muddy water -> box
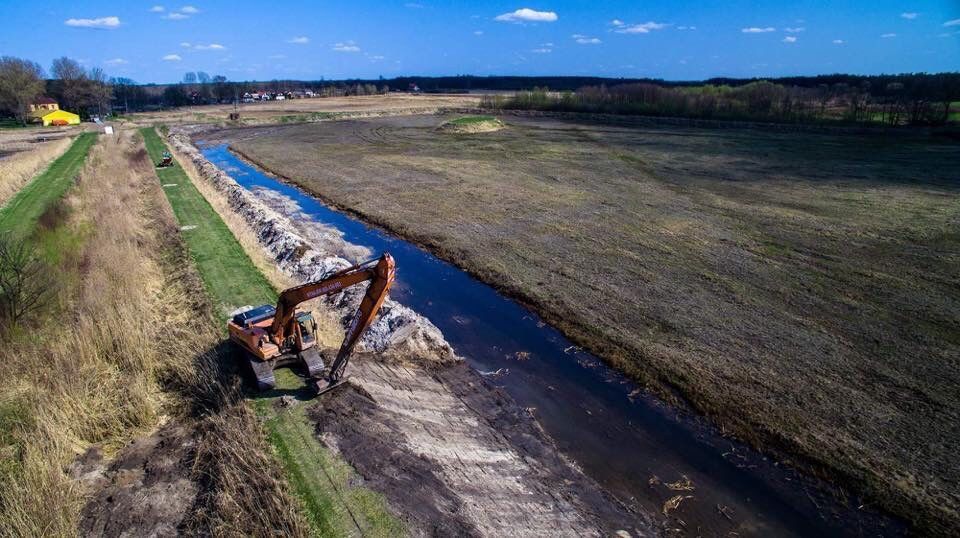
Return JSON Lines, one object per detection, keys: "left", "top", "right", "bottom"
{"left": 202, "top": 145, "right": 902, "bottom": 537}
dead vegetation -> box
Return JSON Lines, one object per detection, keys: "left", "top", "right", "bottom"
{"left": 0, "top": 134, "right": 73, "bottom": 207}
{"left": 219, "top": 114, "right": 960, "bottom": 535}
{"left": 0, "top": 130, "right": 307, "bottom": 536}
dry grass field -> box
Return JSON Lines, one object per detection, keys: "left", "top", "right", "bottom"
{"left": 0, "top": 131, "right": 307, "bottom": 536}
{"left": 126, "top": 93, "right": 480, "bottom": 126}
{"left": 218, "top": 114, "right": 960, "bottom": 534}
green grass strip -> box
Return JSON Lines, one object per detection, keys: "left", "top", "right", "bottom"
{"left": 140, "top": 127, "right": 276, "bottom": 313}
{"left": 0, "top": 132, "right": 96, "bottom": 239}
{"left": 449, "top": 115, "right": 496, "bottom": 125}
{"left": 142, "top": 127, "right": 403, "bottom": 537}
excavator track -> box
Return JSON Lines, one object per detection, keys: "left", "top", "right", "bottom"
{"left": 299, "top": 347, "right": 325, "bottom": 378}
{"left": 245, "top": 353, "right": 277, "bottom": 391}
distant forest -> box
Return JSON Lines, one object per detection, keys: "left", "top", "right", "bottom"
{"left": 0, "top": 53, "right": 957, "bottom": 126}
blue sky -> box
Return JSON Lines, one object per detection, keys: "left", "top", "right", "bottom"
{"left": 1, "top": 1, "right": 957, "bottom": 83}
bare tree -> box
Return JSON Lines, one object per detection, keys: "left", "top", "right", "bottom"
{"left": 51, "top": 57, "right": 88, "bottom": 111}
{"left": 0, "top": 234, "right": 55, "bottom": 330}
{"left": 87, "top": 67, "right": 112, "bottom": 117}
{"left": 0, "top": 56, "right": 45, "bottom": 125}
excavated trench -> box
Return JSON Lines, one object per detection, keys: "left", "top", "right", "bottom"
{"left": 173, "top": 128, "right": 904, "bottom": 537}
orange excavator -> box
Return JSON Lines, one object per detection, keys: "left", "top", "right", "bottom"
{"left": 228, "top": 253, "right": 396, "bottom": 394}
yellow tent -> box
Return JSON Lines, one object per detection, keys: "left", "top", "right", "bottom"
{"left": 37, "top": 109, "right": 80, "bottom": 126}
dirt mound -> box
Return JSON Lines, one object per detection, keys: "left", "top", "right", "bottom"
{"left": 439, "top": 116, "right": 505, "bottom": 134}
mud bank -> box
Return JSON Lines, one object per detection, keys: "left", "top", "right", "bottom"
{"left": 168, "top": 127, "right": 654, "bottom": 535}
{"left": 169, "top": 128, "right": 455, "bottom": 364}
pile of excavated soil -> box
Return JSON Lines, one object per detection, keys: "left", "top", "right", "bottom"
{"left": 169, "top": 128, "right": 457, "bottom": 366}
{"left": 439, "top": 117, "right": 505, "bottom": 134}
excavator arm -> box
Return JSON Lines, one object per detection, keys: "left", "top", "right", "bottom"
{"left": 271, "top": 253, "right": 396, "bottom": 389}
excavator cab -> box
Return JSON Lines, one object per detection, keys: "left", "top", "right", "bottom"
{"left": 228, "top": 253, "right": 396, "bottom": 394}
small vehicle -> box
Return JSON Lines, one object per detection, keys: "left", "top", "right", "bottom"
{"left": 156, "top": 151, "right": 174, "bottom": 168}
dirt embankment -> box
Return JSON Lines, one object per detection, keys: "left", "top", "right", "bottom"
{"left": 168, "top": 127, "right": 657, "bottom": 535}
{"left": 170, "top": 128, "right": 456, "bottom": 364}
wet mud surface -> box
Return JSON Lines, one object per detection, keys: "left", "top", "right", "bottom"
{"left": 311, "top": 356, "right": 654, "bottom": 536}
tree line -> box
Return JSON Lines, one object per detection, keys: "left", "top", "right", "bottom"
{"left": 479, "top": 74, "right": 960, "bottom": 126}
{"left": 1, "top": 54, "right": 957, "bottom": 126}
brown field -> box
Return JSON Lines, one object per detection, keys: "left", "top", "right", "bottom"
{"left": 126, "top": 93, "right": 481, "bottom": 126}
{"left": 214, "top": 114, "right": 960, "bottom": 534}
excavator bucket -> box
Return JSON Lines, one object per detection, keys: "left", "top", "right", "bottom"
{"left": 311, "top": 376, "right": 350, "bottom": 396}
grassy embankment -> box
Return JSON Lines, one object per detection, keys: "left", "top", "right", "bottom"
{"left": 0, "top": 132, "right": 95, "bottom": 236}
{"left": 141, "top": 127, "right": 403, "bottom": 537}
{"left": 228, "top": 115, "right": 960, "bottom": 535}
{"left": 0, "top": 130, "right": 311, "bottom": 536}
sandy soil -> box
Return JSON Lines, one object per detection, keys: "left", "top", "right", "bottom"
{"left": 210, "top": 114, "right": 960, "bottom": 534}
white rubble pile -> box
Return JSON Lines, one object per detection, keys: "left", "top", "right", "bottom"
{"left": 168, "top": 130, "right": 458, "bottom": 364}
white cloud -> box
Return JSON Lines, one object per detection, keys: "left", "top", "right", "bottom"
{"left": 782, "top": 36, "right": 797, "bottom": 43}
{"left": 614, "top": 21, "right": 668, "bottom": 34}
{"left": 180, "top": 6, "right": 199, "bottom": 14}
{"left": 149, "top": 5, "right": 165, "bottom": 12}
{"left": 881, "top": 33, "right": 896, "bottom": 38}
{"left": 944, "top": 19, "right": 960, "bottom": 27}
{"left": 368, "top": 54, "right": 385, "bottom": 60}
{"left": 742, "top": 27, "right": 775, "bottom": 33}
{"left": 610, "top": 19, "right": 624, "bottom": 27}
{"left": 104, "top": 58, "right": 128, "bottom": 65}
{"left": 332, "top": 41, "right": 361, "bottom": 52}
{"left": 495, "top": 8, "right": 558, "bottom": 23}
{"left": 572, "top": 34, "right": 601, "bottom": 44}
{"left": 194, "top": 43, "right": 226, "bottom": 50}
{"left": 64, "top": 16, "right": 120, "bottom": 29}
{"left": 676, "top": 25, "right": 697, "bottom": 31}
{"left": 474, "top": 30, "right": 484, "bottom": 35}
{"left": 531, "top": 47, "right": 551, "bottom": 53}
{"left": 162, "top": 54, "right": 182, "bottom": 61}
{"left": 180, "top": 42, "right": 192, "bottom": 47}
{"left": 832, "top": 39, "right": 844, "bottom": 44}
{"left": 785, "top": 27, "right": 805, "bottom": 33}
{"left": 900, "top": 12, "right": 918, "bottom": 20}
{"left": 287, "top": 36, "right": 310, "bottom": 44}
{"left": 163, "top": 12, "right": 188, "bottom": 20}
